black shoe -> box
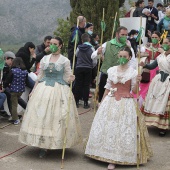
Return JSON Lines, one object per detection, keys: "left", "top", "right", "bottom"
{"left": 84, "top": 101, "right": 90, "bottom": 109}
{"left": 76, "top": 101, "right": 79, "bottom": 108}
{"left": 91, "top": 82, "right": 96, "bottom": 89}
{"left": 159, "top": 130, "right": 166, "bottom": 137}
{"left": 39, "top": 149, "right": 47, "bottom": 158}
{"left": 18, "top": 115, "right": 22, "bottom": 120}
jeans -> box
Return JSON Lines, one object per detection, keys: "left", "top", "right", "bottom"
{"left": 0, "top": 93, "right": 6, "bottom": 109}
{"left": 27, "top": 76, "right": 35, "bottom": 90}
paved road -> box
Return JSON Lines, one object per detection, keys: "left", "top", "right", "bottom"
{"left": 0, "top": 102, "right": 170, "bottom": 170}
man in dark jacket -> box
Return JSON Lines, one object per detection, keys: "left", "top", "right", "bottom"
{"left": 144, "top": 0, "right": 159, "bottom": 32}
{"left": 68, "top": 16, "right": 86, "bottom": 67}
{"left": 35, "top": 35, "right": 52, "bottom": 73}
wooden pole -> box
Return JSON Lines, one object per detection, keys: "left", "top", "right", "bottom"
{"left": 94, "top": 8, "right": 105, "bottom": 115}
{"left": 136, "top": 16, "right": 142, "bottom": 170}
{"left": 61, "top": 18, "right": 79, "bottom": 169}
{"left": 111, "top": 12, "right": 117, "bottom": 39}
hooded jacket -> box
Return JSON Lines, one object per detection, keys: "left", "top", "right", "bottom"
{"left": 76, "top": 43, "right": 94, "bottom": 69}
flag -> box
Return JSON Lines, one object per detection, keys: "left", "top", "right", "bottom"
{"left": 71, "top": 27, "right": 79, "bottom": 44}
{"left": 101, "top": 20, "right": 106, "bottom": 32}
{"left": 136, "top": 27, "right": 144, "bottom": 42}
{"left": 0, "top": 48, "right": 5, "bottom": 70}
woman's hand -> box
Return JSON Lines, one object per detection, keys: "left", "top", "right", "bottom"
{"left": 32, "top": 53, "right": 36, "bottom": 59}
{"left": 136, "top": 74, "right": 142, "bottom": 83}
{"left": 158, "top": 48, "right": 164, "bottom": 54}
{"left": 139, "top": 61, "right": 145, "bottom": 67}
{"left": 69, "top": 75, "right": 75, "bottom": 82}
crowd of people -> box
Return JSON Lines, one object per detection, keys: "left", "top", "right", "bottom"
{"left": 0, "top": 0, "right": 170, "bottom": 169}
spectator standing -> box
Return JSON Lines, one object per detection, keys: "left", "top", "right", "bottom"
{"left": 68, "top": 16, "right": 86, "bottom": 66}
{"left": 133, "top": 0, "right": 145, "bottom": 17}
{"left": 144, "top": 0, "right": 159, "bottom": 33}
{"left": 157, "top": 9, "right": 170, "bottom": 37}
{"left": 128, "top": 29, "right": 139, "bottom": 56}
{"left": 156, "top": 3, "right": 165, "bottom": 24}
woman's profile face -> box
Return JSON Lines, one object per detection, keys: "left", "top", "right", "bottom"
{"left": 29, "top": 47, "right": 35, "bottom": 55}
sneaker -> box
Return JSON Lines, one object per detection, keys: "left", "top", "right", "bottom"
{"left": 9, "top": 115, "right": 22, "bottom": 122}
{"left": 159, "top": 130, "right": 166, "bottom": 137}
{"left": 13, "top": 119, "right": 20, "bottom": 125}
{"left": 0, "top": 111, "right": 10, "bottom": 118}
{"left": 76, "top": 101, "right": 79, "bottom": 108}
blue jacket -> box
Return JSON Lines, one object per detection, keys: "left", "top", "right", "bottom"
{"left": 157, "top": 17, "right": 170, "bottom": 32}
{"left": 3, "top": 67, "right": 28, "bottom": 93}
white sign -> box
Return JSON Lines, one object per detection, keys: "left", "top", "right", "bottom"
{"left": 119, "top": 17, "right": 147, "bottom": 44}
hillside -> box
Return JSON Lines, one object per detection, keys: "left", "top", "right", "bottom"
{"left": 0, "top": 0, "right": 71, "bottom": 44}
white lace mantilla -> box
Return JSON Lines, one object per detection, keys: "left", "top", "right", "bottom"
{"left": 105, "top": 66, "right": 137, "bottom": 90}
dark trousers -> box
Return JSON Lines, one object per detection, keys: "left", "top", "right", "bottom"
{"left": 99, "top": 73, "right": 108, "bottom": 102}
{"left": 74, "top": 67, "right": 92, "bottom": 102}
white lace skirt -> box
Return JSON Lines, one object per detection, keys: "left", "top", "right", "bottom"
{"left": 19, "top": 81, "right": 82, "bottom": 149}
{"left": 85, "top": 96, "right": 152, "bottom": 165}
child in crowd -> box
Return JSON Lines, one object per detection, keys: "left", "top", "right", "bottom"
{"left": 74, "top": 33, "right": 96, "bottom": 109}
{"left": 85, "top": 47, "right": 152, "bottom": 170}
{"left": 1, "top": 51, "right": 27, "bottom": 117}
{"left": 3, "top": 58, "right": 28, "bottom": 125}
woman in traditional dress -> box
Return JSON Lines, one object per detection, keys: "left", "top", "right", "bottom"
{"left": 141, "top": 38, "right": 170, "bottom": 136}
{"left": 85, "top": 47, "right": 153, "bottom": 170}
{"left": 139, "top": 31, "right": 161, "bottom": 105}
{"left": 19, "top": 37, "right": 82, "bottom": 158}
